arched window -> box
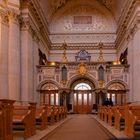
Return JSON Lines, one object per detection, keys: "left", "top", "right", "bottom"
{"left": 98, "top": 65, "right": 104, "bottom": 81}
{"left": 62, "top": 65, "right": 67, "bottom": 81}
{"left": 74, "top": 83, "right": 91, "bottom": 90}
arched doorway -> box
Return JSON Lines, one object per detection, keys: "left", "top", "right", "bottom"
{"left": 71, "top": 79, "right": 95, "bottom": 114}
{"left": 39, "top": 82, "right": 59, "bottom": 106}
{"left": 106, "top": 82, "right": 127, "bottom": 105}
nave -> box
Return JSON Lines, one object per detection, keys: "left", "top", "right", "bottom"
{"left": 45, "top": 115, "right": 115, "bottom": 140}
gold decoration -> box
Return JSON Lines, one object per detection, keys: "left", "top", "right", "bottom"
{"left": 62, "top": 42, "right": 68, "bottom": 63}
{"left": 78, "top": 62, "right": 87, "bottom": 76}
{"left": 97, "top": 42, "right": 104, "bottom": 62}
{"left": 98, "top": 80, "right": 104, "bottom": 88}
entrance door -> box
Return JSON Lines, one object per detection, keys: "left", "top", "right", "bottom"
{"left": 73, "top": 83, "right": 93, "bottom": 113}
{"left": 74, "top": 91, "right": 92, "bottom": 113}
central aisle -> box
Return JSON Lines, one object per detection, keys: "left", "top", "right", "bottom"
{"left": 45, "top": 115, "right": 115, "bottom": 140}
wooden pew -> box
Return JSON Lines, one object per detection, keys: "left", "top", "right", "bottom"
{"left": 101, "top": 106, "right": 106, "bottom": 121}
{"left": 64, "top": 106, "right": 67, "bottom": 118}
{"left": 36, "top": 105, "right": 47, "bottom": 130}
{"left": 58, "top": 106, "right": 62, "bottom": 120}
{"left": 54, "top": 106, "right": 59, "bottom": 122}
{"left": 114, "top": 105, "right": 125, "bottom": 130}
{"left": 47, "top": 106, "right": 55, "bottom": 125}
{"left": 108, "top": 106, "right": 115, "bottom": 126}
{"left": 125, "top": 104, "right": 140, "bottom": 137}
{"left": 0, "top": 99, "right": 15, "bottom": 140}
{"left": 97, "top": 105, "right": 103, "bottom": 119}
{"left": 13, "top": 102, "right": 36, "bottom": 139}
{"left": 104, "top": 106, "right": 110, "bottom": 123}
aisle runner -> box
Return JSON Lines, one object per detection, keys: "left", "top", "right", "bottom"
{"left": 45, "top": 115, "right": 115, "bottom": 140}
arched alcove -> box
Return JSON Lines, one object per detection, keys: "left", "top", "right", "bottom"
{"left": 105, "top": 81, "right": 128, "bottom": 105}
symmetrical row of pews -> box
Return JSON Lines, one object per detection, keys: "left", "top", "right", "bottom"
{"left": 0, "top": 99, "right": 67, "bottom": 140}
{"left": 97, "top": 103, "right": 140, "bottom": 138}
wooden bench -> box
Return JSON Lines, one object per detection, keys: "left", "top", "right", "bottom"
{"left": 114, "top": 105, "right": 125, "bottom": 130}
{"left": 47, "top": 106, "right": 54, "bottom": 125}
{"left": 64, "top": 106, "right": 67, "bottom": 118}
{"left": 108, "top": 106, "right": 115, "bottom": 126}
{"left": 104, "top": 106, "right": 110, "bottom": 123}
{"left": 53, "top": 106, "right": 59, "bottom": 122}
{"left": 36, "top": 105, "right": 47, "bottom": 130}
{"left": 13, "top": 102, "right": 36, "bottom": 139}
{"left": 0, "top": 99, "right": 15, "bottom": 140}
{"left": 125, "top": 104, "right": 140, "bottom": 137}
{"left": 97, "top": 105, "right": 103, "bottom": 119}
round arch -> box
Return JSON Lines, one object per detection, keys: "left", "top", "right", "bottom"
{"left": 105, "top": 80, "right": 129, "bottom": 90}
{"left": 37, "top": 80, "right": 61, "bottom": 91}
{"left": 105, "top": 80, "right": 129, "bottom": 105}
{"left": 67, "top": 74, "right": 98, "bottom": 89}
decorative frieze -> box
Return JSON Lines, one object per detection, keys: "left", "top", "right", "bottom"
{"left": 37, "top": 63, "right": 129, "bottom": 89}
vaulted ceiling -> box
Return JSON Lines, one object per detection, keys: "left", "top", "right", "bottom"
{"left": 39, "top": 0, "right": 127, "bottom": 25}
{"left": 36, "top": 0, "right": 128, "bottom": 48}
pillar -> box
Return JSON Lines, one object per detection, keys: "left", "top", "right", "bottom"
{"left": 8, "top": 10, "right": 20, "bottom": 100}
{"left": 0, "top": 13, "right": 9, "bottom": 98}
{"left": 20, "top": 16, "right": 34, "bottom": 101}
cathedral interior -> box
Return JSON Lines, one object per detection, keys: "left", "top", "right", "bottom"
{"left": 0, "top": 0, "right": 140, "bottom": 140}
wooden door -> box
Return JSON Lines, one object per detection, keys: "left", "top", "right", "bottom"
{"left": 74, "top": 91, "right": 92, "bottom": 113}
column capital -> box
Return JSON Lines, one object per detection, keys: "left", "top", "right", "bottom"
{"left": 8, "top": 9, "right": 20, "bottom": 24}
{"left": 20, "top": 16, "right": 30, "bottom": 30}
{"left": 0, "top": 12, "right": 9, "bottom": 25}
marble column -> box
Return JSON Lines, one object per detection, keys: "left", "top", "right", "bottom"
{"left": 0, "top": 13, "right": 9, "bottom": 98}
{"left": 8, "top": 11, "right": 20, "bottom": 100}
{"left": 20, "top": 17, "right": 34, "bottom": 102}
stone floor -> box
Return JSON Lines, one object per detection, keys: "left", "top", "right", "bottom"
{"left": 14, "top": 114, "right": 138, "bottom": 140}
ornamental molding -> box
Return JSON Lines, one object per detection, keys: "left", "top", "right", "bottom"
{"left": 116, "top": 9, "right": 140, "bottom": 50}
{"left": 50, "top": 33, "right": 116, "bottom": 44}
{"left": 50, "top": 43, "right": 115, "bottom": 50}
{"left": 30, "top": 0, "right": 51, "bottom": 47}
{"left": 116, "top": 0, "right": 139, "bottom": 48}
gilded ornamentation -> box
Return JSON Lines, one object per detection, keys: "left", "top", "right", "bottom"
{"left": 8, "top": 10, "right": 20, "bottom": 24}
{"left": 78, "top": 62, "right": 87, "bottom": 76}
{"left": 0, "top": 13, "right": 9, "bottom": 24}
{"left": 97, "top": 42, "right": 104, "bottom": 62}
